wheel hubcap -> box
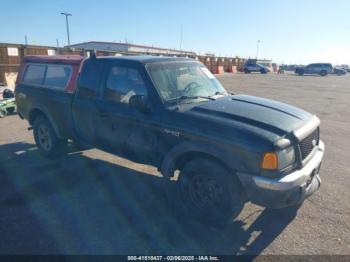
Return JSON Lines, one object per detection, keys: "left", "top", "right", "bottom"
{"left": 183, "top": 174, "right": 223, "bottom": 211}
{"left": 38, "top": 125, "right": 52, "bottom": 151}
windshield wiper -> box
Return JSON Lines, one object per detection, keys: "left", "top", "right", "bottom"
{"left": 167, "top": 95, "right": 216, "bottom": 103}
{"left": 214, "top": 91, "right": 235, "bottom": 96}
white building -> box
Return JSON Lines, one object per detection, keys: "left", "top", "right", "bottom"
{"left": 66, "top": 41, "right": 195, "bottom": 56}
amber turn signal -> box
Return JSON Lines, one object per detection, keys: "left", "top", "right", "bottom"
{"left": 261, "top": 152, "right": 278, "bottom": 170}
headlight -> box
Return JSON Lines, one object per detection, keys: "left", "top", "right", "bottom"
{"left": 277, "top": 146, "right": 295, "bottom": 169}
{"left": 261, "top": 146, "right": 295, "bottom": 170}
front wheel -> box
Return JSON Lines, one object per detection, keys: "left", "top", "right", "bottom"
{"left": 166, "top": 158, "right": 246, "bottom": 227}
{"left": 0, "top": 109, "right": 7, "bottom": 118}
{"left": 33, "top": 116, "right": 66, "bottom": 158}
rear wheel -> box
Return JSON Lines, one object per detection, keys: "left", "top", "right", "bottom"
{"left": 33, "top": 116, "right": 66, "bottom": 158}
{"left": 166, "top": 158, "right": 246, "bottom": 227}
{"left": 320, "top": 70, "right": 327, "bottom": 76}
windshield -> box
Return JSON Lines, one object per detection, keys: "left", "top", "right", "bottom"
{"left": 146, "top": 61, "right": 227, "bottom": 103}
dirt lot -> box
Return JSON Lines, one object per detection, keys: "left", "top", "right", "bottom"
{"left": 0, "top": 72, "right": 349, "bottom": 255}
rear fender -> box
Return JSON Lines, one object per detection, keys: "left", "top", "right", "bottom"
{"left": 29, "top": 107, "right": 63, "bottom": 138}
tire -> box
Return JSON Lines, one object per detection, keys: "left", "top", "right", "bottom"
{"left": 0, "top": 109, "right": 7, "bottom": 118}
{"left": 244, "top": 68, "right": 250, "bottom": 74}
{"left": 33, "top": 116, "right": 66, "bottom": 158}
{"left": 166, "top": 158, "right": 246, "bottom": 227}
{"left": 6, "top": 107, "right": 15, "bottom": 115}
{"left": 320, "top": 70, "right": 327, "bottom": 76}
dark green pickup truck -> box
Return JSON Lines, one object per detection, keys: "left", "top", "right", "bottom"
{"left": 15, "top": 54, "right": 324, "bottom": 226}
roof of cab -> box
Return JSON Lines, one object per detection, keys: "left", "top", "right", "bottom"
{"left": 23, "top": 55, "right": 84, "bottom": 65}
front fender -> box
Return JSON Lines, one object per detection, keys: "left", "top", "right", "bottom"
{"left": 160, "top": 141, "right": 248, "bottom": 178}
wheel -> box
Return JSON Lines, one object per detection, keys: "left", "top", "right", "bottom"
{"left": 0, "top": 109, "right": 7, "bottom": 118}
{"left": 244, "top": 68, "right": 250, "bottom": 74}
{"left": 298, "top": 70, "right": 304, "bottom": 76}
{"left": 260, "top": 68, "right": 267, "bottom": 74}
{"left": 320, "top": 70, "right": 327, "bottom": 76}
{"left": 6, "top": 107, "right": 15, "bottom": 115}
{"left": 166, "top": 158, "right": 246, "bottom": 227}
{"left": 33, "top": 116, "right": 66, "bottom": 158}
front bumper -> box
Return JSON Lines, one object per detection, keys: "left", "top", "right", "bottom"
{"left": 238, "top": 141, "right": 325, "bottom": 208}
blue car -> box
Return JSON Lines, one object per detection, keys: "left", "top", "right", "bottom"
{"left": 295, "top": 63, "right": 333, "bottom": 76}
{"left": 243, "top": 63, "right": 270, "bottom": 74}
{"left": 333, "top": 67, "right": 347, "bottom": 76}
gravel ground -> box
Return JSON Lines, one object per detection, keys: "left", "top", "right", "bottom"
{"left": 0, "top": 72, "right": 349, "bottom": 255}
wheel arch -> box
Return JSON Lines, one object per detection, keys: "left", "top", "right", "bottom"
{"left": 161, "top": 141, "right": 246, "bottom": 180}
{"left": 28, "top": 107, "right": 63, "bottom": 138}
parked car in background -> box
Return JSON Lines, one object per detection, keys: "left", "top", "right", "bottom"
{"left": 333, "top": 67, "right": 347, "bottom": 76}
{"left": 295, "top": 63, "right": 333, "bottom": 76}
{"left": 0, "top": 88, "right": 16, "bottom": 117}
{"left": 337, "top": 64, "right": 350, "bottom": 73}
{"left": 244, "top": 63, "right": 270, "bottom": 74}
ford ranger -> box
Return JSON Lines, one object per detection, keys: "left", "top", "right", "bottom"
{"left": 15, "top": 53, "right": 325, "bottom": 226}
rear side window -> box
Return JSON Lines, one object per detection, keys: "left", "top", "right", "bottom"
{"left": 77, "top": 60, "right": 103, "bottom": 100}
{"left": 22, "top": 63, "right": 72, "bottom": 90}
{"left": 22, "top": 64, "right": 46, "bottom": 85}
{"left": 44, "top": 65, "right": 72, "bottom": 89}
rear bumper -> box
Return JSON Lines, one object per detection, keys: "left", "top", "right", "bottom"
{"left": 238, "top": 141, "right": 324, "bottom": 208}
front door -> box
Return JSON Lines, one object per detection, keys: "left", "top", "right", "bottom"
{"left": 95, "top": 64, "right": 160, "bottom": 164}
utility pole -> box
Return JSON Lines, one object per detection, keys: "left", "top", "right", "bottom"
{"left": 56, "top": 39, "right": 59, "bottom": 48}
{"left": 256, "top": 40, "right": 260, "bottom": 60}
{"left": 180, "top": 24, "right": 183, "bottom": 50}
{"left": 60, "top": 12, "right": 72, "bottom": 46}
{"left": 24, "top": 35, "right": 28, "bottom": 46}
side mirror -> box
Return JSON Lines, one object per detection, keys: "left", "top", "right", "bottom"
{"left": 129, "top": 95, "right": 151, "bottom": 113}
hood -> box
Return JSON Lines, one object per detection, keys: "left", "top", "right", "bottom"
{"left": 186, "top": 95, "right": 313, "bottom": 137}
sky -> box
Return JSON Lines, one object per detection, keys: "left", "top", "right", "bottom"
{"left": 1, "top": 0, "right": 349, "bottom": 65}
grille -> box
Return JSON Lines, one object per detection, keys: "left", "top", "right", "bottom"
{"left": 299, "top": 127, "right": 320, "bottom": 160}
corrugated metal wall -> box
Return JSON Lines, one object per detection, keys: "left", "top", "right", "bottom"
{"left": 0, "top": 42, "right": 246, "bottom": 87}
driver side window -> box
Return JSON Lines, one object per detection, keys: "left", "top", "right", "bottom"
{"left": 104, "top": 66, "right": 147, "bottom": 104}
